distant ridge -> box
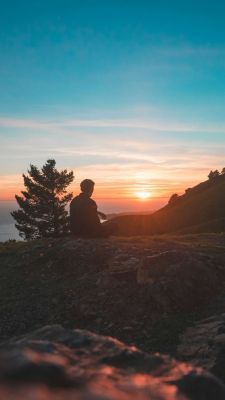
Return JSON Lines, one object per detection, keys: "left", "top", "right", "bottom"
{"left": 113, "top": 173, "right": 225, "bottom": 235}
{"left": 107, "top": 210, "right": 154, "bottom": 220}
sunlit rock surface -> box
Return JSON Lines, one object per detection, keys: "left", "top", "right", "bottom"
{"left": 0, "top": 325, "right": 224, "bottom": 399}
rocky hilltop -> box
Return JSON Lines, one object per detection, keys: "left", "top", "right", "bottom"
{"left": 1, "top": 234, "right": 225, "bottom": 397}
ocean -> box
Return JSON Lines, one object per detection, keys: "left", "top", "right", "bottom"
{"left": 0, "top": 201, "right": 20, "bottom": 242}
{"left": 0, "top": 223, "right": 20, "bottom": 242}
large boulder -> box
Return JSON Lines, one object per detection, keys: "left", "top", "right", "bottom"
{"left": 0, "top": 325, "right": 224, "bottom": 399}
{"left": 137, "top": 250, "right": 225, "bottom": 311}
{"left": 178, "top": 312, "right": 225, "bottom": 383}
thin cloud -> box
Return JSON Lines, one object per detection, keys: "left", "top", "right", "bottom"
{"left": 1, "top": 116, "right": 225, "bottom": 133}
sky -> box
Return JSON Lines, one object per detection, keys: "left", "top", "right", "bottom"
{"left": 1, "top": 0, "right": 225, "bottom": 214}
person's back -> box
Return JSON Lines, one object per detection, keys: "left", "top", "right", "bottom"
{"left": 70, "top": 178, "right": 117, "bottom": 238}
{"left": 70, "top": 179, "right": 101, "bottom": 237}
{"left": 70, "top": 192, "right": 100, "bottom": 237}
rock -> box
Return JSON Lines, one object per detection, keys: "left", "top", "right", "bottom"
{"left": 137, "top": 250, "right": 189, "bottom": 284}
{"left": 2, "top": 234, "right": 225, "bottom": 386}
{"left": 52, "top": 297, "right": 58, "bottom": 305}
{"left": 136, "top": 250, "right": 225, "bottom": 312}
{"left": 122, "top": 326, "right": 133, "bottom": 331}
{"left": 108, "top": 252, "right": 140, "bottom": 284}
{"left": 108, "top": 254, "right": 140, "bottom": 283}
{"left": 109, "top": 254, "right": 140, "bottom": 272}
{"left": 178, "top": 312, "right": 225, "bottom": 382}
{"left": 0, "top": 325, "right": 224, "bottom": 399}
{"left": 107, "top": 323, "right": 114, "bottom": 328}
{"left": 110, "top": 269, "right": 137, "bottom": 283}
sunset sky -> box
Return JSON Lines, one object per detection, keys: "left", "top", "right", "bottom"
{"left": 1, "top": 0, "right": 225, "bottom": 213}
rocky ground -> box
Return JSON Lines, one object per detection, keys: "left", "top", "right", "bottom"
{"left": 178, "top": 310, "right": 225, "bottom": 383}
{"left": 1, "top": 233, "right": 225, "bottom": 391}
{"left": 0, "top": 324, "right": 224, "bottom": 399}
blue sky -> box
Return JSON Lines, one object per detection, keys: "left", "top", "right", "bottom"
{"left": 1, "top": 0, "right": 225, "bottom": 115}
{"left": 1, "top": 0, "right": 225, "bottom": 212}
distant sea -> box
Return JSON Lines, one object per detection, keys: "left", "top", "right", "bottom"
{"left": 0, "top": 223, "right": 20, "bottom": 242}
{"left": 0, "top": 201, "right": 20, "bottom": 242}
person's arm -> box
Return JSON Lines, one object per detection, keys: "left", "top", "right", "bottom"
{"left": 97, "top": 211, "right": 107, "bottom": 220}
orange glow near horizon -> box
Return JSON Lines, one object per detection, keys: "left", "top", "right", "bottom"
{"left": 0, "top": 164, "right": 213, "bottom": 213}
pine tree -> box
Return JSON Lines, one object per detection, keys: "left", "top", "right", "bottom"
{"left": 11, "top": 159, "right": 74, "bottom": 240}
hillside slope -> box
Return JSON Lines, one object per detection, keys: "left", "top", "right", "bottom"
{"left": 114, "top": 175, "right": 225, "bottom": 235}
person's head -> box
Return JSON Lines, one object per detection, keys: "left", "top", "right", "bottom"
{"left": 80, "top": 179, "right": 95, "bottom": 197}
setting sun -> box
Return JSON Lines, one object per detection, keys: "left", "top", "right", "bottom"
{"left": 136, "top": 191, "right": 151, "bottom": 200}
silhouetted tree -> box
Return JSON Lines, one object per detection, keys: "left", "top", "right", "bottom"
{"left": 11, "top": 159, "right": 74, "bottom": 240}
{"left": 221, "top": 167, "right": 225, "bottom": 175}
{"left": 168, "top": 193, "right": 179, "bottom": 205}
{"left": 185, "top": 188, "right": 192, "bottom": 195}
{"left": 208, "top": 170, "right": 220, "bottom": 180}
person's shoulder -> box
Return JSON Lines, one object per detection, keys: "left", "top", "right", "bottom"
{"left": 85, "top": 197, "right": 97, "bottom": 210}
{"left": 70, "top": 195, "right": 81, "bottom": 206}
{"left": 89, "top": 198, "right": 97, "bottom": 206}
{"left": 71, "top": 195, "right": 79, "bottom": 203}
{"left": 71, "top": 194, "right": 97, "bottom": 208}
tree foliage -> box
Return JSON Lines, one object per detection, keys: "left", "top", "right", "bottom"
{"left": 185, "top": 188, "right": 192, "bottom": 195}
{"left": 168, "top": 193, "right": 179, "bottom": 205}
{"left": 11, "top": 160, "right": 74, "bottom": 240}
{"left": 208, "top": 170, "right": 220, "bottom": 180}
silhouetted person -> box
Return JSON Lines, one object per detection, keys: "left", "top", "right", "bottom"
{"left": 70, "top": 179, "right": 117, "bottom": 237}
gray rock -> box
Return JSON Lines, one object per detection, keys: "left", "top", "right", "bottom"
{"left": 178, "top": 312, "right": 225, "bottom": 383}
{"left": 136, "top": 250, "right": 224, "bottom": 312}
